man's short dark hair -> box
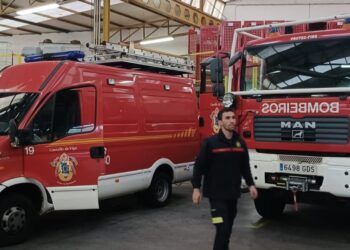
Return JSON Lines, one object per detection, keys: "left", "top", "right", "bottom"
{"left": 217, "top": 107, "right": 234, "bottom": 121}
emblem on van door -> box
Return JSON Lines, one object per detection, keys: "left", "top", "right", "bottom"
{"left": 51, "top": 153, "right": 78, "bottom": 185}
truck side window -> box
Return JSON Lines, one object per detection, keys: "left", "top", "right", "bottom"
{"left": 31, "top": 86, "right": 96, "bottom": 144}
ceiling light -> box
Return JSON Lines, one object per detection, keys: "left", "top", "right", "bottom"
{"left": 17, "top": 3, "right": 59, "bottom": 15}
{"left": 140, "top": 36, "right": 174, "bottom": 45}
{"left": 341, "top": 65, "right": 350, "bottom": 68}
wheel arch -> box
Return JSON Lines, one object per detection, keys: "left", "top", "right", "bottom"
{"left": 1, "top": 178, "right": 52, "bottom": 214}
{"left": 145, "top": 158, "right": 175, "bottom": 188}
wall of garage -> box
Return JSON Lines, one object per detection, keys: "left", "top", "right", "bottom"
{"left": 224, "top": 0, "right": 350, "bottom": 20}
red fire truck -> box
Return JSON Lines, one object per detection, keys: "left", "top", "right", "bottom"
{"left": 200, "top": 15, "right": 350, "bottom": 219}
{"left": 0, "top": 44, "right": 199, "bottom": 245}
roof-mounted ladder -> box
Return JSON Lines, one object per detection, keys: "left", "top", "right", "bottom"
{"left": 86, "top": 43, "right": 194, "bottom": 75}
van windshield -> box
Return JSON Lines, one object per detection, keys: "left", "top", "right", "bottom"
{"left": 242, "top": 37, "right": 350, "bottom": 91}
{"left": 0, "top": 93, "right": 37, "bottom": 135}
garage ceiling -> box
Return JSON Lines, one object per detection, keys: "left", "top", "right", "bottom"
{"left": 0, "top": 0, "right": 225, "bottom": 40}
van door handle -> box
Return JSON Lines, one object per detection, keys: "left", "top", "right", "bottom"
{"left": 90, "top": 146, "right": 104, "bottom": 159}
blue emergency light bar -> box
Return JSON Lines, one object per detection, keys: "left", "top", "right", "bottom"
{"left": 268, "top": 27, "right": 280, "bottom": 34}
{"left": 24, "top": 50, "right": 85, "bottom": 63}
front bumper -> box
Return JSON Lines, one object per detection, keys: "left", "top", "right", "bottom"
{"left": 249, "top": 149, "right": 350, "bottom": 198}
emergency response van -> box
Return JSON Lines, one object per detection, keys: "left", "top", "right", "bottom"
{"left": 200, "top": 15, "right": 350, "bottom": 219}
{"left": 0, "top": 46, "right": 199, "bottom": 245}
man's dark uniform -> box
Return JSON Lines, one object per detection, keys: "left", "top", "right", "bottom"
{"left": 192, "top": 130, "right": 254, "bottom": 250}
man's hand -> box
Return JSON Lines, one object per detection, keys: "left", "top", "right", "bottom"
{"left": 192, "top": 188, "right": 202, "bottom": 205}
{"left": 249, "top": 186, "right": 258, "bottom": 200}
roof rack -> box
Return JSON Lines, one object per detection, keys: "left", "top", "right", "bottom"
{"left": 86, "top": 42, "right": 194, "bottom": 75}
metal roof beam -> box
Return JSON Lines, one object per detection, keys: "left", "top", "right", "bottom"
{"left": 0, "top": 31, "right": 12, "bottom": 36}
{"left": 0, "top": 23, "right": 41, "bottom": 34}
{"left": 122, "top": 27, "right": 140, "bottom": 42}
{"left": 126, "top": 23, "right": 185, "bottom": 29}
{"left": 59, "top": 6, "right": 125, "bottom": 28}
{"left": 1, "top": 14, "right": 70, "bottom": 32}
{"left": 143, "top": 19, "right": 167, "bottom": 39}
{"left": 169, "top": 24, "right": 185, "bottom": 35}
{"left": 109, "top": 28, "right": 120, "bottom": 39}
{"left": 78, "top": 0, "right": 160, "bottom": 28}
{"left": 31, "top": 0, "right": 92, "bottom": 29}
{"left": 0, "top": 1, "right": 91, "bottom": 31}
{"left": 39, "top": 13, "right": 92, "bottom": 29}
{"left": 122, "top": 0, "right": 221, "bottom": 28}
{"left": 0, "top": 0, "right": 16, "bottom": 14}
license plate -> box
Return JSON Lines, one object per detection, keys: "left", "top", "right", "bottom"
{"left": 279, "top": 163, "right": 317, "bottom": 175}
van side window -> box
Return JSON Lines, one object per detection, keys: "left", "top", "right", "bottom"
{"left": 31, "top": 87, "right": 96, "bottom": 144}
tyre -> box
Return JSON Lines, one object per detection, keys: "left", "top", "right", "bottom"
{"left": 254, "top": 189, "right": 286, "bottom": 219}
{"left": 0, "top": 194, "right": 37, "bottom": 246}
{"left": 143, "top": 172, "right": 172, "bottom": 208}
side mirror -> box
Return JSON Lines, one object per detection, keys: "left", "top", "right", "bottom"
{"left": 211, "top": 58, "right": 224, "bottom": 99}
{"left": 229, "top": 51, "right": 242, "bottom": 67}
{"left": 210, "top": 58, "right": 223, "bottom": 84}
{"left": 212, "top": 83, "right": 225, "bottom": 99}
{"left": 8, "top": 119, "right": 20, "bottom": 147}
{"left": 199, "top": 57, "right": 224, "bottom": 94}
{"left": 8, "top": 119, "right": 32, "bottom": 147}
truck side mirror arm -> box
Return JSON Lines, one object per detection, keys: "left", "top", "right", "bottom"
{"left": 229, "top": 51, "right": 242, "bottom": 66}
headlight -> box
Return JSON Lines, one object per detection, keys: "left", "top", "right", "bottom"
{"left": 222, "top": 93, "right": 235, "bottom": 108}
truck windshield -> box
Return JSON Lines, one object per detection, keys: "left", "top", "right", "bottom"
{"left": 0, "top": 93, "right": 37, "bottom": 135}
{"left": 242, "top": 37, "right": 350, "bottom": 91}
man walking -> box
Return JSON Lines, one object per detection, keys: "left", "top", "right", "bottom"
{"left": 192, "top": 107, "right": 258, "bottom": 250}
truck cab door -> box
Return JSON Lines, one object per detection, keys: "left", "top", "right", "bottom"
{"left": 23, "top": 86, "right": 104, "bottom": 210}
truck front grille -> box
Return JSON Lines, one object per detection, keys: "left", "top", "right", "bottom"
{"left": 278, "top": 155, "right": 323, "bottom": 164}
{"left": 254, "top": 116, "right": 349, "bottom": 144}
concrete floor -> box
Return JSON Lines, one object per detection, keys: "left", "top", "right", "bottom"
{"left": 3, "top": 182, "right": 350, "bottom": 250}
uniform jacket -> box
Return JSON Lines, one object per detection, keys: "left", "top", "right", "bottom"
{"left": 191, "top": 130, "right": 255, "bottom": 200}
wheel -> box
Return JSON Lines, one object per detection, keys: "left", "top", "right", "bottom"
{"left": 254, "top": 189, "right": 286, "bottom": 219}
{"left": 0, "top": 194, "right": 37, "bottom": 246}
{"left": 143, "top": 172, "right": 172, "bottom": 207}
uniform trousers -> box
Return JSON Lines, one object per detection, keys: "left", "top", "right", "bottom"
{"left": 209, "top": 199, "right": 238, "bottom": 250}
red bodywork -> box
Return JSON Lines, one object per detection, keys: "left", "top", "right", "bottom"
{"left": 0, "top": 61, "right": 199, "bottom": 189}
{"left": 199, "top": 28, "right": 350, "bottom": 154}
{"left": 238, "top": 29, "right": 350, "bottom": 153}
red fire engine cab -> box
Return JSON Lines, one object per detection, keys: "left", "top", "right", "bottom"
{"left": 0, "top": 43, "right": 199, "bottom": 245}
{"left": 200, "top": 15, "right": 350, "bottom": 218}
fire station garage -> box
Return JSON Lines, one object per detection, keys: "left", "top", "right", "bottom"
{"left": 1, "top": 0, "right": 350, "bottom": 249}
